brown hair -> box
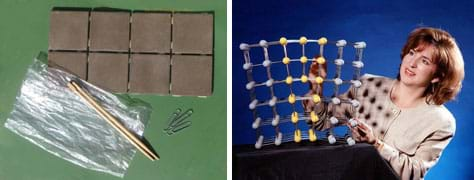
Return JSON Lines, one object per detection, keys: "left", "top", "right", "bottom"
{"left": 399, "top": 27, "right": 465, "bottom": 105}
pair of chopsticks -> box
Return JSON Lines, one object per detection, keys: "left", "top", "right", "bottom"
{"left": 67, "top": 80, "right": 159, "bottom": 161}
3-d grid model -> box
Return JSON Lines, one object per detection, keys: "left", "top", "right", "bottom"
{"left": 239, "top": 36, "right": 367, "bottom": 149}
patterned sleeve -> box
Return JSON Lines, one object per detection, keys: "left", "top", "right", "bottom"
{"left": 304, "top": 86, "right": 357, "bottom": 131}
{"left": 302, "top": 61, "right": 368, "bottom": 131}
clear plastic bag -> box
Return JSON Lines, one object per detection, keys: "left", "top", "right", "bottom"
{"left": 4, "top": 52, "right": 152, "bottom": 177}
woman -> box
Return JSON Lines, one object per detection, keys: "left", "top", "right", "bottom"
{"left": 304, "top": 27, "right": 464, "bottom": 180}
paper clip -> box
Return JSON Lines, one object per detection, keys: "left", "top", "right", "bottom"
{"left": 164, "top": 108, "right": 182, "bottom": 131}
{"left": 164, "top": 108, "right": 193, "bottom": 135}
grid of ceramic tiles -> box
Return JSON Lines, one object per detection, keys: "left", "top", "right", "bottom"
{"left": 48, "top": 8, "right": 213, "bottom": 96}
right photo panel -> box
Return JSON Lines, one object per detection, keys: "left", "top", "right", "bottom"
{"left": 232, "top": 0, "right": 474, "bottom": 180}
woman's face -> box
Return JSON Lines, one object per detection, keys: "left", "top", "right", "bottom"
{"left": 400, "top": 44, "right": 439, "bottom": 87}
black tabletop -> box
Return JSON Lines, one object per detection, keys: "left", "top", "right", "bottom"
{"left": 233, "top": 141, "right": 400, "bottom": 180}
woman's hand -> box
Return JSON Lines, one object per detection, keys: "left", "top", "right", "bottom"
{"left": 348, "top": 119, "right": 376, "bottom": 144}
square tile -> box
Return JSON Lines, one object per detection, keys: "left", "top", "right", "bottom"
{"left": 49, "top": 10, "right": 89, "bottom": 50}
{"left": 48, "top": 52, "right": 88, "bottom": 79}
{"left": 172, "top": 13, "right": 213, "bottom": 54}
{"left": 88, "top": 53, "right": 129, "bottom": 93}
{"left": 171, "top": 55, "right": 212, "bottom": 96}
{"left": 89, "top": 11, "right": 130, "bottom": 51}
{"left": 129, "top": 54, "right": 170, "bottom": 94}
{"left": 131, "top": 12, "right": 171, "bottom": 53}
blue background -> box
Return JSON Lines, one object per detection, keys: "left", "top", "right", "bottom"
{"left": 232, "top": 0, "right": 474, "bottom": 179}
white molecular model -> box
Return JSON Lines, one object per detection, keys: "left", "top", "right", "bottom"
{"left": 240, "top": 36, "right": 366, "bottom": 149}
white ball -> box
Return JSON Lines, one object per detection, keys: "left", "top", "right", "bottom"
{"left": 263, "top": 60, "right": 271, "bottom": 67}
{"left": 351, "top": 99, "right": 360, "bottom": 108}
{"left": 269, "top": 96, "right": 277, "bottom": 107}
{"left": 330, "top": 116, "right": 339, "bottom": 125}
{"left": 265, "top": 79, "right": 274, "bottom": 87}
{"left": 354, "top": 41, "right": 367, "bottom": 49}
{"left": 334, "top": 78, "right": 343, "bottom": 85}
{"left": 271, "top": 115, "right": 280, "bottom": 126}
{"left": 274, "top": 132, "right": 283, "bottom": 146}
{"left": 352, "top": 80, "right": 362, "bottom": 88}
{"left": 334, "top": 59, "right": 344, "bottom": 66}
{"left": 239, "top": 43, "right": 249, "bottom": 50}
{"left": 246, "top": 81, "right": 255, "bottom": 90}
{"left": 349, "top": 118, "right": 358, "bottom": 127}
{"left": 331, "top": 97, "right": 341, "bottom": 105}
{"left": 243, "top": 63, "right": 252, "bottom": 70}
{"left": 249, "top": 99, "right": 258, "bottom": 110}
{"left": 255, "top": 135, "right": 264, "bottom": 149}
{"left": 252, "top": 117, "right": 262, "bottom": 129}
{"left": 328, "top": 135, "right": 336, "bottom": 144}
{"left": 347, "top": 137, "right": 356, "bottom": 146}
{"left": 259, "top": 40, "right": 268, "bottom": 47}
{"left": 336, "top": 40, "right": 347, "bottom": 47}
{"left": 352, "top": 61, "right": 364, "bottom": 68}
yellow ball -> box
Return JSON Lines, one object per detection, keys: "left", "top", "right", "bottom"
{"left": 291, "top": 112, "right": 299, "bottom": 123}
{"left": 294, "top": 129, "right": 302, "bottom": 143}
{"left": 279, "top": 37, "right": 287, "bottom": 45}
{"left": 318, "top": 37, "right": 328, "bottom": 45}
{"left": 282, "top": 57, "right": 290, "bottom": 64}
{"left": 309, "top": 129, "right": 317, "bottom": 142}
{"left": 301, "top": 75, "right": 308, "bottom": 83}
{"left": 285, "top": 76, "right": 293, "bottom": 85}
{"left": 288, "top": 93, "right": 296, "bottom": 104}
{"left": 300, "top": 56, "right": 308, "bottom": 64}
{"left": 315, "top": 76, "right": 324, "bottom": 84}
{"left": 316, "top": 56, "right": 326, "bottom": 64}
{"left": 310, "top": 111, "right": 319, "bottom": 122}
{"left": 299, "top": 36, "right": 307, "bottom": 45}
{"left": 312, "top": 94, "right": 321, "bottom": 103}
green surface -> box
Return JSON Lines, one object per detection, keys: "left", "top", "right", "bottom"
{"left": 0, "top": 1, "right": 226, "bottom": 180}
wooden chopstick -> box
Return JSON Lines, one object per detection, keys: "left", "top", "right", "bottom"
{"left": 67, "top": 81, "right": 159, "bottom": 161}
{"left": 67, "top": 81, "right": 159, "bottom": 160}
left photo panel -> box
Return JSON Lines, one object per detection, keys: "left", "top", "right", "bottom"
{"left": 0, "top": 1, "right": 226, "bottom": 179}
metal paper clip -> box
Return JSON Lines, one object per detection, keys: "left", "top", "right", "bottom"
{"left": 164, "top": 108, "right": 193, "bottom": 135}
{"left": 164, "top": 108, "right": 182, "bottom": 132}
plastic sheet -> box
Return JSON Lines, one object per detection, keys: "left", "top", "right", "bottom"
{"left": 4, "top": 52, "right": 152, "bottom": 177}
